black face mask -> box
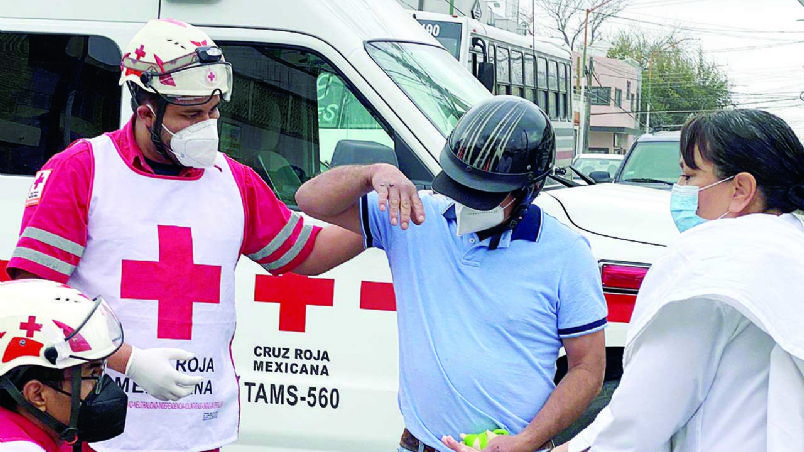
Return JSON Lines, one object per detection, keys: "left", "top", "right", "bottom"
{"left": 0, "top": 372, "right": 127, "bottom": 447}
{"left": 75, "top": 374, "right": 128, "bottom": 443}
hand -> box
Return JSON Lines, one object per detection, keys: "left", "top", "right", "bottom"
{"left": 369, "top": 163, "right": 425, "bottom": 229}
{"left": 442, "top": 432, "right": 528, "bottom": 452}
{"left": 124, "top": 346, "right": 203, "bottom": 401}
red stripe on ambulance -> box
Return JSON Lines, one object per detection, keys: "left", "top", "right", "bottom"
{"left": 359, "top": 281, "right": 396, "bottom": 311}
{"left": 0, "top": 260, "right": 9, "bottom": 282}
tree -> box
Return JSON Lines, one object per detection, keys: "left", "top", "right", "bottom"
{"left": 532, "top": 0, "right": 628, "bottom": 51}
{"left": 607, "top": 30, "right": 732, "bottom": 130}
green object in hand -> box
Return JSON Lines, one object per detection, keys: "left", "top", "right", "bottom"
{"left": 462, "top": 429, "right": 509, "bottom": 449}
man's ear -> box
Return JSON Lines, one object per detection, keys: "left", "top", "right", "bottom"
{"left": 21, "top": 380, "right": 49, "bottom": 411}
{"left": 136, "top": 104, "right": 155, "bottom": 128}
{"left": 730, "top": 171, "right": 761, "bottom": 214}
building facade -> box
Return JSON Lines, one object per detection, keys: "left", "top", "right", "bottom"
{"left": 574, "top": 49, "right": 643, "bottom": 154}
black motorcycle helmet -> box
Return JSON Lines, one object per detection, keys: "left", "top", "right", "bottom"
{"left": 432, "top": 95, "right": 555, "bottom": 229}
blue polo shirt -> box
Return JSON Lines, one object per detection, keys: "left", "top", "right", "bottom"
{"left": 359, "top": 191, "right": 607, "bottom": 451}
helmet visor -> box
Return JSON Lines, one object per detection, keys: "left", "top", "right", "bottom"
{"left": 432, "top": 170, "right": 510, "bottom": 211}
{"left": 143, "top": 62, "right": 233, "bottom": 104}
{"left": 49, "top": 296, "right": 124, "bottom": 366}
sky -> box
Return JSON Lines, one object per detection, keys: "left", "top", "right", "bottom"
{"left": 534, "top": 0, "right": 804, "bottom": 137}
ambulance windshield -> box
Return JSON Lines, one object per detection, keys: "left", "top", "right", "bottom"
{"left": 367, "top": 41, "right": 491, "bottom": 138}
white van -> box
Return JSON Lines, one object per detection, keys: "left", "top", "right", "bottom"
{"left": 0, "top": 1, "right": 675, "bottom": 450}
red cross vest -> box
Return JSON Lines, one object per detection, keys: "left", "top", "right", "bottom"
{"left": 69, "top": 135, "right": 243, "bottom": 452}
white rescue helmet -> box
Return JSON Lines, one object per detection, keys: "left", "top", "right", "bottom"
{"left": 119, "top": 18, "right": 232, "bottom": 102}
{"left": 0, "top": 280, "right": 124, "bottom": 376}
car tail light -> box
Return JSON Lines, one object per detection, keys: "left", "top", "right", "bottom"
{"left": 600, "top": 263, "right": 649, "bottom": 323}
{"left": 601, "top": 264, "right": 648, "bottom": 291}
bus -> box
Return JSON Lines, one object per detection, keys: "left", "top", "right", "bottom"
{"left": 412, "top": 11, "right": 576, "bottom": 167}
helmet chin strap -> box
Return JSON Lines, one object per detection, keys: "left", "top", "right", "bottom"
{"left": 500, "top": 183, "right": 537, "bottom": 231}
{"left": 505, "top": 168, "right": 551, "bottom": 231}
{"left": 0, "top": 373, "right": 82, "bottom": 447}
{"left": 481, "top": 181, "right": 543, "bottom": 250}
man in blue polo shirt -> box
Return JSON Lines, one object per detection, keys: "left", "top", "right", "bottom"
{"left": 295, "top": 96, "right": 606, "bottom": 452}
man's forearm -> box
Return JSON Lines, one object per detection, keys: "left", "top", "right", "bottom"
{"left": 519, "top": 364, "right": 604, "bottom": 449}
{"left": 295, "top": 164, "right": 375, "bottom": 221}
{"left": 107, "top": 342, "right": 133, "bottom": 374}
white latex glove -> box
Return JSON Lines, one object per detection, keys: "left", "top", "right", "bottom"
{"left": 124, "top": 346, "right": 203, "bottom": 401}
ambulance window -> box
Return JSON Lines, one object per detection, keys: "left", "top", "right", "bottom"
{"left": 0, "top": 33, "right": 121, "bottom": 176}
{"left": 218, "top": 44, "right": 394, "bottom": 207}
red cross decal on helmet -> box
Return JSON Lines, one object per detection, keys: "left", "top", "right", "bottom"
{"left": 134, "top": 44, "right": 146, "bottom": 60}
{"left": 2, "top": 337, "right": 44, "bottom": 363}
{"left": 53, "top": 320, "right": 92, "bottom": 352}
{"left": 207, "top": 71, "right": 216, "bottom": 83}
{"left": 121, "top": 225, "right": 221, "bottom": 340}
{"left": 19, "top": 316, "right": 42, "bottom": 338}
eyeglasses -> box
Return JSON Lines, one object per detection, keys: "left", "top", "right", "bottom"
{"left": 45, "top": 360, "right": 107, "bottom": 397}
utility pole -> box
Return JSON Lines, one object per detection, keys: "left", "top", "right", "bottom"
{"left": 577, "top": 0, "right": 617, "bottom": 156}
{"left": 645, "top": 55, "right": 653, "bottom": 133}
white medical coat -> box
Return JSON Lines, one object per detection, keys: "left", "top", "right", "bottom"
{"left": 570, "top": 212, "right": 804, "bottom": 452}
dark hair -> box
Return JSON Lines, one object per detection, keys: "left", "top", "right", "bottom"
{"left": 127, "top": 82, "right": 162, "bottom": 112}
{"left": 0, "top": 366, "right": 65, "bottom": 410}
{"left": 680, "top": 109, "right": 804, "bottom": 213}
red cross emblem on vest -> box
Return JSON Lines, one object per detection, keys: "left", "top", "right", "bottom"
{"left": 121, "top": 225, "right": 221, "bottom": 340}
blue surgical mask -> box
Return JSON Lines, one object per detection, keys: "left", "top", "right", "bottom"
{"left": 670, "top": 176, "right": 734, "bottom": 233}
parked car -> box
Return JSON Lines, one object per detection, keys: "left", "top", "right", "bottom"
{"left": 570, "top": 153, "right": 625, "bottom": 182}
{"left": 613, "top": 131, "right": 681, "bottom": 189}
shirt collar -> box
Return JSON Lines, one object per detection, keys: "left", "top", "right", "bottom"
{"left": 119, "top": 116, "right": 204, "bottom": 178}
{"left": 0, "top": 407, "right": 60, "bottom": 452}
{"left": 442, "top": 201, "right": 543, "bottom": 245}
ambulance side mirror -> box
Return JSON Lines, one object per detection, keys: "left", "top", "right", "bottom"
{"left": 330, "top": 139, "right": 398, "bottom": 168}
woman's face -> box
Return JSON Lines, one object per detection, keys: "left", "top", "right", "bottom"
{"left": 678, "top": 147, "right": 735, "bottom": 220}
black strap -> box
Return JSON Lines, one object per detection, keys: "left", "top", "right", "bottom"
{"left": 68, "top": 369, "right": 83, "bottom": 451}
{"left": 148, "top": 99, "right": 182, "bottom": 166}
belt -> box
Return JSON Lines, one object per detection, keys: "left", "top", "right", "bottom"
{"left": 400, "top": 429, "right": 438, "bottom": 452}
{"left": 399, "top": 428, "right": 555, "bottom": 452}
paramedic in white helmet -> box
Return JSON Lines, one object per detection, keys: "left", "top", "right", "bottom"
{"left": 6, "top": 19, "right": 363, "bottom": 452}
{"left": 0, "top": 280, "right": 126, "bottom": 452}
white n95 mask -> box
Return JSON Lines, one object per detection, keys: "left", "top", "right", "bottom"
{"left": 163, "top": 118, "right": 220, "bottom": 168}
{"left": 455, "top": 197, "right": 514, "bottom": 236}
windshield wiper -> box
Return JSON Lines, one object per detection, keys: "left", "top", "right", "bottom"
{"left": 568, "top": 166, "right": 596, "bottom": 185}
{"left": 621, "top": 178, "right": 673, "bottom": 185}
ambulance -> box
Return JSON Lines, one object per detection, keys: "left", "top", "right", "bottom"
{"left": 0, "top": 0, "right": 676, "bottom": 450}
